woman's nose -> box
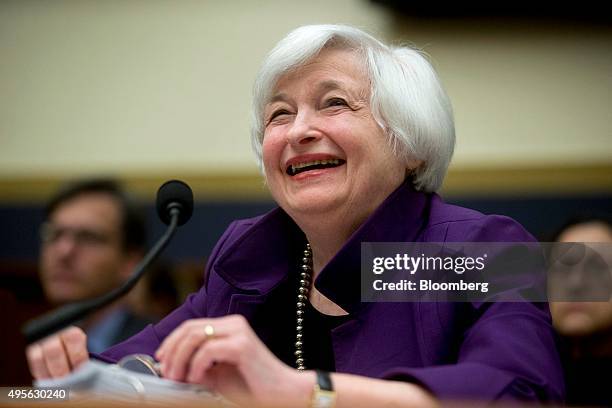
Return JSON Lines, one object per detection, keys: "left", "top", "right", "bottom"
{"left": 285, "top": 111, "right": 322, "bottom": 146}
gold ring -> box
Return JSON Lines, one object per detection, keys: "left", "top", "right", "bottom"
{"left": 203, "top": 324, "right": 215, "bottom": 339}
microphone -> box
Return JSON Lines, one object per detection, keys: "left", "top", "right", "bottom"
{"left": 156, "top": 179, "right": 193, "bottom": 226}
{"left": 22, "top": 180, "right": 194, "bottom": 344}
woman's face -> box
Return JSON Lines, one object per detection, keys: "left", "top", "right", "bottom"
{"left": 262, "top": 48, "right": 407, "bottom": 228}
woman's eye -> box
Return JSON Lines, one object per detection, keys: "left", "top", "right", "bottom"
{"left": 269, "top": 109, "right": 290, "bottom": 121}
{"left": 325, "top": 98, "right": 348, "bottom": 107}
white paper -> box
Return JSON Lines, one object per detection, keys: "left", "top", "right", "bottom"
{"left": 34, "top": 359, "right": 224, "bottom": 404}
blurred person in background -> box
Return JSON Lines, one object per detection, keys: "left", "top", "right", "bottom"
{"left": 550, "top": 214, "right": 612, "bottom": 407}
{"left": 38, "top": 178, "right": 154, "bottom": 353}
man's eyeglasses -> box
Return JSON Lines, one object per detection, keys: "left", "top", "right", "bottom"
{"left": 40, "top": 223, "right": 113, "bottom": 247}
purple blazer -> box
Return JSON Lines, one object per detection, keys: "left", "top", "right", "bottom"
{"left": 99, "top": 181, "right": 564, "bottom": 402}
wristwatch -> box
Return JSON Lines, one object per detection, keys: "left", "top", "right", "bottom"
{"left": 311, "top": 370, "right": 336, "bottom": 408}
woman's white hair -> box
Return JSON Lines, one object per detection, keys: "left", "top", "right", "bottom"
{"left": 251, "top": 24, "right": 455, "bottom": 192}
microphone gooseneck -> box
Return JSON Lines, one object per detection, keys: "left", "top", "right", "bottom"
{"left": 22, "top": 180, "right": 194, "bottom": 344}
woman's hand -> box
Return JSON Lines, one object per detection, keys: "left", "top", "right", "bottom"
{"left": 25, "top": 326, "right": 89, "bottom": 380}
{"left": 154, "top": 314, "right": 313, "bottom": 407}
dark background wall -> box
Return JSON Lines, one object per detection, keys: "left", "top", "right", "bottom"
{"left": 3, "top": 193, "right": 611, "bottom": 264}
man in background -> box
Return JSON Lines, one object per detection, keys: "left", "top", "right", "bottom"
{"left": 39, "top": 178, "right": 153, "bottom": 353}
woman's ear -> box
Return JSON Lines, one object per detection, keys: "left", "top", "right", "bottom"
{"left": 405, "top": 158, "right": 424, "bottom": 177}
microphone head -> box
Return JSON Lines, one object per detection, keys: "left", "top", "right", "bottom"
{"left": 156, "top": 180, "right": 194, "bottom": 226}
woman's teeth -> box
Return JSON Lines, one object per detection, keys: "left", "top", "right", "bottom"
{"left": 287, "top": 159, "right": 345, "bottom": 176}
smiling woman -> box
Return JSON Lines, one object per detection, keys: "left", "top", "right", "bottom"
{"left": 262, "top": 48, "right": 409, "bottom": 262}
{"left": 26, "top": 24, "right": 564, "bottom": 407}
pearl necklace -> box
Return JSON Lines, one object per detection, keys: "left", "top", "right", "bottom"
{"left": 295, "top": 243, "right": 312, "bottom": 370}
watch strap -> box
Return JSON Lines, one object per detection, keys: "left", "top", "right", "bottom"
{"left": 316, "top": 370, "right": 333, "bottom": 391}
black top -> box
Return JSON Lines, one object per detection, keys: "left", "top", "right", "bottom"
{"left": 251, "top": 257, "right": 352, "bottom": 372}
{"left": 301, "top": 300, "right": 351, "bottom": 371}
